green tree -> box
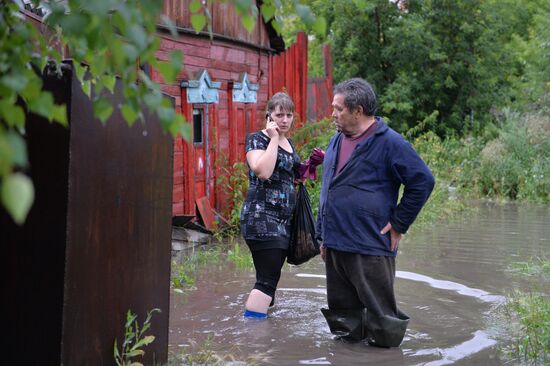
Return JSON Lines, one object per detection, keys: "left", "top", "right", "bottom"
{"left": 0, "top": 0, "right": 323, "bottom": 224}
{"left": 309, "top": 0, "right": 548, "bottom": 135}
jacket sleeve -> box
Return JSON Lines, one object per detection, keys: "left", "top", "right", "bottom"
{"left": 314, "top": 133, "right": 340, "bottom": 242}
{"left": 315, "top": 210, "right": 323, "bottom": 242}
{"left": 389, "top": 139, "right": 435, "bottom": 234}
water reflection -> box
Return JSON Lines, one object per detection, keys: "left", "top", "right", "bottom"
{"left": 396, "top": 271, "right": 506, "bottom": 304}
{"left": 169, "top": 202, "right": 549, "bottom": 365}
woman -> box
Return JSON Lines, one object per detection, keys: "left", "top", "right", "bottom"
{"left": 240, "top": 92, "right": 300, "bottom": 319}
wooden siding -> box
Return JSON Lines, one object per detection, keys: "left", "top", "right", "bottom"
{"left": 162, "top": 0, "right": 272, "bottom": 49}
{"left": 307, "top": 44, "right": 333, "bottom": 122}
{"left": 154, "top": 30, "right": 315, "bottom": 217}
{"left": 153, "top": 34, "right": 271, "bottom": 217}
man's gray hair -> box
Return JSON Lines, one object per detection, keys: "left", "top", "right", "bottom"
{"left": 334, "top": 78, "right": 377, "bottom": 116}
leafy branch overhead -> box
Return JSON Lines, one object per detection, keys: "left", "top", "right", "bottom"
{"left": 0, "top": 0, "right": 323, "bottom": 225}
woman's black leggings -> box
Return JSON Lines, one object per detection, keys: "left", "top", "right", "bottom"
{"left": 250, "top": 248, "right": 287, "bottom": 298}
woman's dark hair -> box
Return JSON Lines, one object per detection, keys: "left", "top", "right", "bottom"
{"left": 266, "top": 92, "right": 295, "bottom": 115}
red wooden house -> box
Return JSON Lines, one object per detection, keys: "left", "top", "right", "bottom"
{"left": 153, "top": 1, "right": 332, "bottom": 223}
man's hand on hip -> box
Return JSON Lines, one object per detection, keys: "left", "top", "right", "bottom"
{"left": 381, "top": 222, "right": 402, "bottom": 252}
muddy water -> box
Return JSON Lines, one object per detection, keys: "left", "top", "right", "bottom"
{"left": 169, "top": 202, "right": 549, "bottom": 365}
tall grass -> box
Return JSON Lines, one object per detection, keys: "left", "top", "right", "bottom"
{"left": 227, "top": 240, "right": 254, "bottom": 270}
{"left": 410, "top": 109, "right": 549, "bottom": 206}
{"left": 474, "top": 110, "right": 549, "bottom": 203}
{"left": 497, "top": 255, "right": 550, "bottom": 365}
{"left": 214, "top": 162, "right": 248, "bottom": 239}
{"left": 171, "top": 245, "right": 224, "bottom": 292}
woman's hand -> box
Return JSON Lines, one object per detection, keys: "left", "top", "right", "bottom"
{"left": 265, "top": 120, "right": 280, "bottom": 138}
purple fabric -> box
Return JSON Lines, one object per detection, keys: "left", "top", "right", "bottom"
{"left": 298, "top": 148, "right": 325, "bottom": 180}
{"left": 336, "top": 121, "right": 377, "bottom": 174}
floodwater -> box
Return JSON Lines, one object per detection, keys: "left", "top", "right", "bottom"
{"left": 168, "top": 202, "right": 550, "bottom": 365}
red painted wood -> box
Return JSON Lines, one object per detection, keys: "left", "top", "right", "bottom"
{"left": 161, "top": 0, "right": 271, "bottom": 49}
{"left": 165, "top": 31, "right": 332, "bottom": 217}
{"left": 195, "top": 196, "right": 216, "bottom": 230}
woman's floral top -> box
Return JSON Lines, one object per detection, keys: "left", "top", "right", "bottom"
{"left": 240, "top": 132, "right": 300, "bottom": 244}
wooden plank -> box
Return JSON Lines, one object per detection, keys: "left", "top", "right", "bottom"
{"left": 196, "top": 196, "right": 216, "bottom": 230}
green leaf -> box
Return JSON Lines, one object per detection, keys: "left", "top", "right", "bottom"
{"left": 271, "top": 19, "right": 282, "bottom": 35}
{"left": 122, "top": 44, "right": 139, "bottom": 61}
{"left": 127, "top": 25, "right": 148, "bottom": 51}
{"left": 169, "top": 50, "right": 183, "bottom": 71}
{"left": 157, "top": 61, "right": 177, "bottom": 84}
{"left": 92, "top": 98, "right": 114, "bottom": 124}
{"left": 5, "top": 131, "right": 28, "bottom": 167}
{"left": 109, "top": 40, "right": 126, "bottom": 67}
{"left": 241, "top": 15, "right": 256, "bottom": 33}
{"left": 168, "top": 114, "right": 190, "bottom": 139}
{"left": 27, "top": 91, "right": 54, "bottom": 120}
{"left": 59, "top": 13, "right": 89, "bottom": 37}
{"left": 20, "top": 80, "right": 42, "bottom": 102}
{"left": 295, "top": 4, "right": 315, "bottom": 26}
{"left": 81, "top": 80, "right": 92, "bottom": 99}
{"left": 0, "top": 73, "right": 28, "bottom": 92}
{"left": 260, "top": 4, "right": 276, "bottom": 22}
{"left": 1, "top": 172, "right": 35, "bottom": 225}
{"left": 126, "top": 350, "right": 145, "bottom": 357}
{"left": 0, "top": 102, "right": 25, "bottom": 129}
{"left": 144, "top": 92, "right": 162, "bottom": 110}
{"left": 191, "top": 14, "right": 206, "bottom": 33}
{"left": 52, "top": 104, "right": 68, "bottom": 126}
{"left": 312, "top": 17, "right": 327, "bottom": 37}
{"left": 120, "top": 104, "right": 140, "bottom": 126}
{"left": 81, "top": 1, "right": 112, "bottom": 16}
{"left": 189, "top": 0, "right": 202, "bottom": 13}
{"left": 233, "top": 0, "right": 253, "bottom": 14}
{"left": 102, "top": 75, "right": 117, "bottom": 94}
{"left": 160, "top": 15, "right": 178, "bottom": 37}
{"left": 73, "top": 62, "right": 87, "bottom": 82}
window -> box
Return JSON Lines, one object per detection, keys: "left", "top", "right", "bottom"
{"left": 193, "top": 108, "right": 203, "bottom": 144}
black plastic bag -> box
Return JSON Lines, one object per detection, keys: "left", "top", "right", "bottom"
{"left": 287, "top": 184, "right": 320, "bottom": 265}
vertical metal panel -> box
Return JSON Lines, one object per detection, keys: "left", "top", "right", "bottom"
{"left": 61, "top": 68, "right": 173, "bottom": 365}
{"left": 2, "top": 66, "right": 72, "bottom": 366}
{"left": 3, "top": 63, "right": 174, "bottom": 366}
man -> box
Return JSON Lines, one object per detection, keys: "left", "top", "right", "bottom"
{"left": 317, "top": 78, "right": 435, "bottom": 347}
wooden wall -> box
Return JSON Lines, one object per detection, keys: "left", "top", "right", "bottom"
{"left": 162, "top": 0, "right": 272, "bottom": 48}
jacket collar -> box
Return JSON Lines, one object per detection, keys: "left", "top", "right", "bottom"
{"left": 331, "top": 116, "right": 388, "bottom": 149}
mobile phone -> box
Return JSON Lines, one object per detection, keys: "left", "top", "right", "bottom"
{"left": 266, "top": 113, "right": 272, "bottom": 122}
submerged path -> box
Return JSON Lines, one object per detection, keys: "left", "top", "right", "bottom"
{"left": 169, "top": 202, "right": 549, "bottom": 365}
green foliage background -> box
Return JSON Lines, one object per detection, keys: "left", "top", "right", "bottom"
{"left": 288, "top": 0, "right": 549, "bottom": 136}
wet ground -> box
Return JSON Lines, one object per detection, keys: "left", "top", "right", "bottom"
{"left": 168, "top": 202, "right": 550, "bottom": 365}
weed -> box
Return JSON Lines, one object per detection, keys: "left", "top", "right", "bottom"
{"left": 171, "top": 245, "right": 224, "bottom": 292}
{"left": 114, "top": 308, "right": 160, "bottom": 366}
{"left": 227, "top": 240, "right": 254, "bottom": 270}
{"left": 214, "top": 162, "right": 249, "bottom": 240}
{"left": 495, "top": 255, "right": 550, "bottom": 365}
{"left": 498, "top": 291, "right": 550, "bottom": 365}
{"left": 168, "top": 333, "right": 269, "bottom": 365}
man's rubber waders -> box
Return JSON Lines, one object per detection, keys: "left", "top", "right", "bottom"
{"left": 321, "top": 308, "right": 410, "bottom": 347}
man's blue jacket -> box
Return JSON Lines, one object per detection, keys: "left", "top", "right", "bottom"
{"left": 316, "top": 118, "right": 435, "bottom": 257}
